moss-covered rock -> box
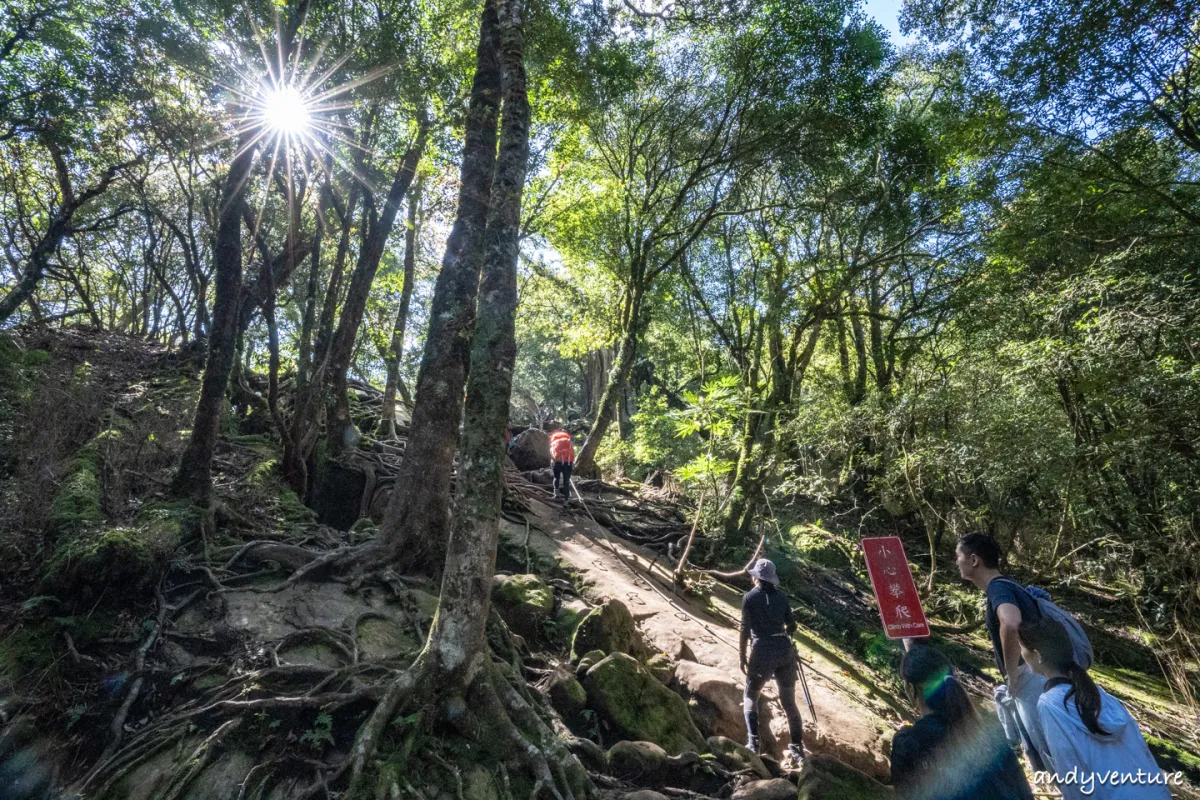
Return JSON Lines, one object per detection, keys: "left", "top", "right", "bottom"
{"left": 491, "top": 574, "right": 554, "bottom": 641}
{"left": 707, "top": 736, "right": 770, "bottom": 780}
{"left": 554, "top": 598, "right": 592, "bottom": 645}
{"left": 463, "top": 766, "right": 500, "bottom": 800}
{"left": 789, "top": 525, "right": 851, "bottom": 570}
{"left": 795, "top": 754, "right": 894, "bottom": 799}
{"left": 583, "top": 653, "right": 706, "bottom": 755}
{"left": 41, "top": 501, "right": 189, "bottom": 599}
{"left": 575, "top": 649, "right": 607, "bottom": 678}
{"left": 570, "top": 599, "right": 645, "bottom": 661}
{"left": 607, "top": 741, "right": 669, "bottom": 783}
{"left": 645, "top": 653, "right": 675, "bottom": 685}
{"left": 544, "top": 667, "right": 588, "bottom": 718}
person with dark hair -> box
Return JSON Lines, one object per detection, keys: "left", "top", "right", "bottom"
{"left": 955, "top": 532, "right": 1050, "bottom": 769}
{"left": 739, "top": 559, "right": 805, "bottom": 769}
{"left": 1018, "top": 618, "right": 1171, "bottom": 799}
{"left": 891, "top": 644, "right": 1033, "bottom": 800}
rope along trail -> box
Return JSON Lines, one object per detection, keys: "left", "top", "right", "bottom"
{"left": 560, "top": 480, "right": 880, "bottom": 719}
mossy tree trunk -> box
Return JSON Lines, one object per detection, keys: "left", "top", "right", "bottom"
{"left": 574, "top": 286, "right": 643, "bottom": 476}
{"left": 171, "top": 135, "right": 258, "bottom": 506}
{"left": 429, "top": 0, "right": 529, "bottom": 680}
{"left": 349, "top": 9, "right": 586, "bottom": 796}
{"left": 372, "top": 4, "right": 502, "bottom": 576}
{"left": 721, "top": 254, "right": 827, "bottom": 545}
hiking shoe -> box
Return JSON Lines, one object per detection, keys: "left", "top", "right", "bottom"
{"left": 746, "top": 735, "right": 760, "bottom": 754}
{"left": 782, "top": 745, "right": 804, "bottom": 771}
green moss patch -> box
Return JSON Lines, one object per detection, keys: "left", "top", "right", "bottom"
{"left": 41, "top": 501, "right": 189, "bottom": 600}
{"left": 581, "top": 652, "right": 706, "bottom": 755}
{"left": 1145, "top": 734, "right": 1200, "bottom": 783}
{"left": 49, "top": 440, "right": 106, "bottom": 533}
{"left": 788, "top": 524, "right": 852, "bottom": 570}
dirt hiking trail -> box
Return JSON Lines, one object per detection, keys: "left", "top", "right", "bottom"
{"left": 502, "top": 494, "right": 902, "bottom": 781}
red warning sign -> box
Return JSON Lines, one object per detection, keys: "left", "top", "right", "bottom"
{"left": 862, "top": 537, "right": 930, "bottom": 640}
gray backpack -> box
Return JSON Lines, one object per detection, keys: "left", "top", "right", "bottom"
{"left": 996, "top": 578, "right": 1094, "bottom": 670}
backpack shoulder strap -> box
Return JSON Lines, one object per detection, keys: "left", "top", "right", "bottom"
{"left": 989, "top": 576, "right": 1034, "bottom": 606}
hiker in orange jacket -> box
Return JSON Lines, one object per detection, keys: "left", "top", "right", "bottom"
{"left": 546, "top": 421, "right": 574, "bottom": 506}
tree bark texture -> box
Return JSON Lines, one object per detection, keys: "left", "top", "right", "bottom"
{"left": 375, "top": 0, "right": 502, "bottom": 575}
{"left": 296, "top": 182, "right": 327, "bottom": 393}
{"left": 427, "top": 0, "right": 529, "bottom": 680}
{"left": 171, "top": 136, "right": 258, "bottom": 505}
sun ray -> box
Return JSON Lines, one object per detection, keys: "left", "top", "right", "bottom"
{"left": 305, "top": 64, "right": 402, "bottom": 106}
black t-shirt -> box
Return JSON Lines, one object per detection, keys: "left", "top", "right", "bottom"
{"left": 984, "top": 577, "right": 1041, "bottom": 677}
{"left": 740, "top": 584, "right": 796, "bottom": 644}
{"left": 891, "top": 713, "right": 1033, "bottom": 800}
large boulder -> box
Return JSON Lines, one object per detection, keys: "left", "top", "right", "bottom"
{"left": 795, "top": 754, "right": 894, "bottom": 800}
{"left": 583, "top": 653, "right": 706, "bottom": 755}
{"left": 491, "top": 574, "right": 554, "bottom": 640}
{"left": 570, "top": 599, "right": 646, "bottom": 661}
{"left": 671, "top": 661, "right": 775, "bottom": 750}
{"left": 509, "top": 428, "right": 551, "bottom": 471}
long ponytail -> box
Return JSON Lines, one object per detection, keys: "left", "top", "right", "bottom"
{"left": 1065, "top": 662, "right": 1108, "bottom": 737}
{"left": 1019, "top": 617, "right": 1108, "bottom": 736}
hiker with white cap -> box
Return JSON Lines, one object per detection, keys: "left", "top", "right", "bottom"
{"left": 739, "top": 558, "right": 806, "bottom": 769}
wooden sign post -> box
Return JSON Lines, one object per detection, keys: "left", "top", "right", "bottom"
{"left": 862, "top": 536, "right": 930, "bottom": 640}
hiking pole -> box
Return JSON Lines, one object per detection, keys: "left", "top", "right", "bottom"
{"left": 795, "top": 652, "right": 817, "bottom": 723}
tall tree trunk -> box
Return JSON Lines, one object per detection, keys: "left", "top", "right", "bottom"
{"left": 171, "top": 137, "right": 257, "bottom": 506}
{"left": 296, "top": 182, "right": 327, "bottom": 393}
{"left": 374, "top": 2, "right": 502, "bottom": 575}
{"left": 280, "top": 185, "right": 359, "bottom": 494}
{"left": 574, "top": 288, "right": 643, "bottom": 476}
{"left": 723, "top": 414, "right": 763, "bottom": 544}
{"left": 326, "top": 124, "right": 428, "bottom": 455}
{"left": 429, "top": 0, "right": 529, "bottom": 682}
{"left": 379, "top": 176, "right": 423, "bottom": 438}
{"left": 868, "top": 272, "right": 889, "bottom": 391}
{"left": 850, "top": 310, "right": 868, "bottom": 405}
